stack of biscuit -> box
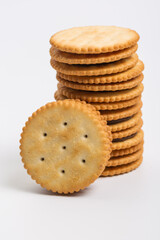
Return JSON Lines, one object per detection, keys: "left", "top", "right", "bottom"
{"left": 50, "top": 26, "right": 144, "bottom": 177}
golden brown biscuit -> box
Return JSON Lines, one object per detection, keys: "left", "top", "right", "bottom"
{"left": 56, "top": 73, "right": 143, "bottom": 92}
{"left": 50, "top": 44, "right": 138, "bottom": 65}
{"left": 100, "top": 101, "right": 142, "bottom": 121}
{"left": 57, "top": 60, "right": 144, "bottom": 84}
{"left": 50, "top": 26, "right": 139, "bottom": 54}
{"left": 54, "top": 91, "right": 141, "bottom": 111}
{"left": 20, "top": 100, "right": 111, "bottom": 194}
{"left": 109, "top": 111, "right": 142, "bottom": 132}
{"left": 112, "top": 118, "right": 143, "bottom": 140}
{"left": 101, "top": 156, "right": 143, "bottom": 176}
{"left": 58, "top": 83, "right": 143, "bottom": 103}
{"left": 112, "top": 130, "right": 143, "bottom": 150}
{"left": 111, "top": 141, "right": 144, "bottom": 157}
{"left": 51, "top": 54, "right": 138, "bottom": 76}
{"left": 107, "top": 148, "right": 143, "bottom": 166}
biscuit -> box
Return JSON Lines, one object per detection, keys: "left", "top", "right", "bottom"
{"left": 111, "top": 141, "right": 144, "bottom": 157}
{"left": 20, "top": 100, "right": 111, "bottom": 194}
{"left": 54, "top": 91, "right": 141, "bottom": 111}
{"left": 50, "top": 44, "right": 138, "bottom": 65}
{"left": 58, "top": 83, "right": 143, "bottom": 103}
{"left": 51, "top": 54, "right": 138, "bottom": 76}
{"left": 50, "top": 26, "right": 139, "bottom": 54}
{"left": 57, "top": 73, "right": 143, "bottom": 92}
{"left": 101, "top": 156, "right": 143, "bottom": 176}
{"left": 100, "top": 101, "right": 142, "bottom": 121}
{"left": 107, "top": 148, "right": 143, "bottom": 166}
{"left": 112, "top": 129, "right": 143, "bottom": 150}
{"left": 57, "top": 60, "right": 144, "bottom": 84}
{"left": 54, "top": 91, "right": 67, "bottom": 100}
{"left": 112, "top": 118, "right": 143, "bottom": 140}
{"left": 109, "top": 111, "right": 142, "bottom": 132}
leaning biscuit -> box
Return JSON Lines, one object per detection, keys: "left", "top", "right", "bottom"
{"left": 51, "top": 54, "right": 138, "bottom": 76}
{"left": 56, "top": 73, "right": 143, "bottom": 92}
{"left": 50, "top": 44, "right": 138, "bottom": 65}
{"left": 20, "top": 100, "right": 111, "bottom": 194}
{"left": 101, "top": 156, "right": 143, "bottom": 176}
{"left": 50, "top": 26, "right": 139, "bottom": 54}
{"left": 57, "top": 60, "right": 144, "bottom": 84}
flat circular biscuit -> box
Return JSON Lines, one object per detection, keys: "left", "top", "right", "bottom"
{"left": 58, "top": 83, "right": 144, "bottom": 103}
{"left": 50, "top": 26, "right": 139, "bottom": 54}
{"left": 111, "top": 141, "right": 144, "bottom": 157}
{"left": 51, "top": 54, "right": 138, "bottom": 76}
{"left": 101, "top": 156, "right": 143, "bottom": 176}
{"left": 50, "top": 44, "right": 138, "bottom": 65}
{"left": 112, "top": 129, "right": 144, "bottom": 150}
{"left": 54, "top": 91, "right": 67, "bottom": 101}
{"left": 54, "top": 91, "right": 141, "bottom": 111}
{"left": 57, "top": 60, "right": 144, "bottom": 83}
{"left": 100, "top": 101, "right": 142, "bottom": 121}
{"left": 112, "top": 119, "right": 143, "bottom": 140}
{"left": 109, "top": 111, "right": 142, "bottom": 132}
{"left": 20, "top": 100, "right": 111, "bottom": 194}
{"left": 57, "top": 73, "right": 143, "bottom": 92}
{"left": 107, "top": 148, "right": 143, "bottom": 166}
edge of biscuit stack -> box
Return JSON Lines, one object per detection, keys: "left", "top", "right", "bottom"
{"left": 50, "top": 26, "right": 144, "bottom": 177}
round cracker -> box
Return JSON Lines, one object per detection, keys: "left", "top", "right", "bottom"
{"left": 111, "top": 141, "right": 144, "bottom": 157}
{"left": 112, "top": 118, "right": 143, "bottom": 140}
{"left": 50, "top": 44, "right": 138, "bottom": 65}
{"left": 51, "top": 54, "right": 138, "bottom": 76}
{"left": 57, "top": 73, "right": 143, "bottom": 92}
{"left": 58, "top": 83, "right": 144, "bottom": 103}
{"left": 101, "top": 156, "right": 143, "bottom": 176}
{"left": 100, "top": 101, "right": 142, "bottom": 121}
{"left": 109, "top": 111, "right": 142, "bottom": 132}
{"left": 50, "top": 26, "right": 139, "bottom": 54}
{"left": 20, "top": 100, "right": 111, "bottom": 194}
{"left": 107, "top": 148, "right": 143, "bottom": 166}
{"left": 54, "top": 91, "right": 141, "bottom": 111}
{"left": 57, "top": 60, "right": 144, "bottom": 84}
{"left": 112, "top": 129, "right": 144, "bottom": 150}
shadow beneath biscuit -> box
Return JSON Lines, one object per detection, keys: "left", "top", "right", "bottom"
{"left": 34, "top": 187, "right": 91, "bottom": 197}
{"left": 5, "top": 173, "right": 92, "bottom": 197}
{"left": 4, "top": 163, "right": 92, "bottom": 197}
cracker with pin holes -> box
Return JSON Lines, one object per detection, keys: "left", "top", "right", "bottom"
{"left": 57, "top": 60, "right": 144, "bottom": 84}
{"left": 20, "top": 100, "right": 111, "bottom": 194}
{"left": 50, "top": 26, "right": 139, "bottom": 54}
{"left": 51, "top": 54, "right": 138, "bottom": 76}
{"left": 50, "top": 44, "right": 138, "bottom": 65}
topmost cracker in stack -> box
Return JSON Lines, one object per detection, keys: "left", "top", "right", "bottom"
{"left": 50, "top": 26, "right": 144, "bottom": 177}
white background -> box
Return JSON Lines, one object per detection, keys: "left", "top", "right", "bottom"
{"left": 0, "top": 0, "right": 160, "bottom": 239}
